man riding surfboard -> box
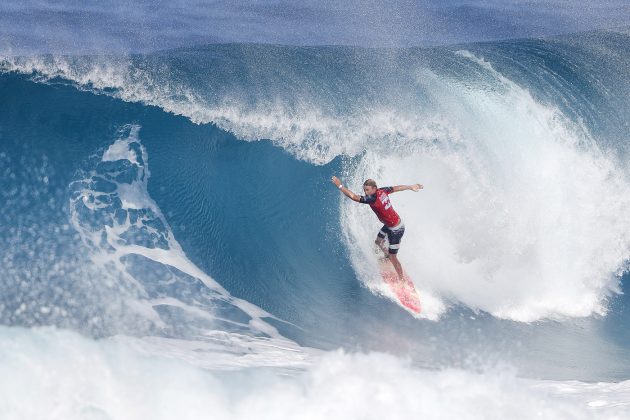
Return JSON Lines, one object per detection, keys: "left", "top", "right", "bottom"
{"left": 331, "top": 176, "right": 423, "bottom": 283}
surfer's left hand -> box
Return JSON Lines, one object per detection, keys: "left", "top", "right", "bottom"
{"left": 411, "top": 183, "right": 423, "bottom": 192}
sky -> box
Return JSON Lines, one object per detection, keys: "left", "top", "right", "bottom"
{"left": 1, "top": 0, "right": 629, "bottom": 54}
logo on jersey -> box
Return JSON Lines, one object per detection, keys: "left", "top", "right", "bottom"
{"left": 379, "top": 192, "right": 392, "bottom": 210}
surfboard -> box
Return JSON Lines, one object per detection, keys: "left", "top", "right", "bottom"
{"left": 378, "top": 258, "right": 421, "bottom": 314}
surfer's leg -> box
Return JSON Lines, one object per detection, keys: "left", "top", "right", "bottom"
{"left": 387, "top": 224, "right": 405, "bottom": 281}
{"left": 374, "top": 226, "right": 389, "bottom": 257}
{"left": 389, "top": 253, "right": 404, "bottom": 281}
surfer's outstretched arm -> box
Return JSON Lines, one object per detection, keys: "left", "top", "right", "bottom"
{"left": 331, "top": 176, "right": 361, "bottom": 202}
{"left": 392, "top": 184, "right": 423, "bottom": 193}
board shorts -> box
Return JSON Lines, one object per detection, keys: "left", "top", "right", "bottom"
{"left": 377, "top": 221, "right": 405, "bottom": 254}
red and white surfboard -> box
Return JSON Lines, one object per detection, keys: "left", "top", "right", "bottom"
{"left": 378, "top": 259, "right": 421, "bottom": 314}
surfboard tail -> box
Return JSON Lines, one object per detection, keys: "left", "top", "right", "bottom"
{"left": 379, "top": 260, "right": 421, "bottom": 314}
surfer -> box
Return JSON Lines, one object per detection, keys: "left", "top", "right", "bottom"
{"left": 331, "top": 176, "right": 423, "bottom": 282}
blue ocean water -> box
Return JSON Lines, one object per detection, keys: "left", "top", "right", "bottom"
{"left": 1, "top": 5, "right": 630, "bottom": 418}
{"left": 2, "top": 0, "right": 629, "bottom": 52}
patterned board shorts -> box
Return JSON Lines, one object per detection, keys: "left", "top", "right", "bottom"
{"left": 377, "top": 222, "right": 405, "bottom": 254}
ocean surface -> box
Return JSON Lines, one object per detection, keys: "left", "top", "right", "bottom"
{"left": 1, "top": 8, "right": 630, "bottom": 418}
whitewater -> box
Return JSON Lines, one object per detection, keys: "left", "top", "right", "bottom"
{"left": 1, "top": 6, "right": 630, "bottom": 419}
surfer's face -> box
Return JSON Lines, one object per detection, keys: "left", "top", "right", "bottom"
{"left": 363, "top": 185, "right": 377, "bottom": 195}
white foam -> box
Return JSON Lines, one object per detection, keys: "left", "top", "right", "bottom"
{"left": 342, "top": 57, "right": 630, "bottom": 321}
{"left": 1, "top": 326, "right": 628, "bottom": 420}
{"left": 103, "top": 128, "right": 141, "bottom": 163}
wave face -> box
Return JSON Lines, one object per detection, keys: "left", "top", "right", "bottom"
{"left": 2, "top": 29, "right": 630, "bottom": 394}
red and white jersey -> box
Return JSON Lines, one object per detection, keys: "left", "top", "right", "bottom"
{"left": 359, "top": 187, "right": 401, "bottom": 227}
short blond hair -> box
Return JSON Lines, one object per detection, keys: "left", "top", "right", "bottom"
{"left": 363, "top": 179, "right": 377, "bottom": 188}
